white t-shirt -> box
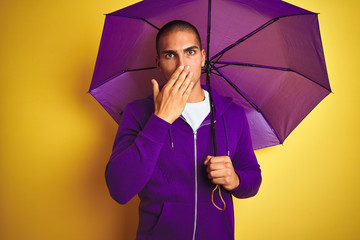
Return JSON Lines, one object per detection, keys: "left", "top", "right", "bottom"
{"left": 182, "top": 90, "right": 210, "bottom": 131}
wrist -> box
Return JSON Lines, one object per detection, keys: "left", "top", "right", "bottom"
{"left": 227, "top": 173, "right": 240, "bottom": 191}
{"left": 233, "top": 174, "right": 240, "bottom": 189}
{"left": 154, "top": 112, "right": 175, "bottom": 124}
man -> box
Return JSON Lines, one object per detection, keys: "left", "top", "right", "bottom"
{"left": 105, "top": 20, "right": 261, "bottom": 240}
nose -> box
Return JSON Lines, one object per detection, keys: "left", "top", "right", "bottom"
{"left": 177, "top": 54, "right": 186, "bottom": 68}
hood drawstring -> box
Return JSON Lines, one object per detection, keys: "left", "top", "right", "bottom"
{"left": 168, "top": 128, "right": 174, "bottom": 148}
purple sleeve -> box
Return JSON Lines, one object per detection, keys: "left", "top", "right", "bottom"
{"left": 229, "top": 108, "right": 262, "bottom": 199}
{"left": 105, "top": 105, "right": 171, "bottom": 204}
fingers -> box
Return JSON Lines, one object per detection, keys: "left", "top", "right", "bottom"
{"left": 207, "top": 162, "right": 231, "bottom": 171}
{"left": 183, "top": 80, "right": 194, "bottom": 98}
{"left": 166, "top": 65, "right": 185, "bottom": 87}
{"left": 152, "top": 65, "right": 195, "bottom": 124}
{"left": 173, "top": 65, "right": 191, "bottom": 90}
{"left": 204, "top": 155, "right": 212, "bottom": 165}
{"left": 180, "top": 71, "right": 194, "bottom": 96}
{"left": 206, "top": 163, "right": 235, "bottom": 187}
{"left": 209, "top": 176, "right": 230, "bottom": 186}
{"left": 205, "top": 156, "right": 233, "bottom": 180}
{"left": 204, "top": 155, "right": 240, "bottom": 190}
{"left": 152, "top": 79, "right": 159, "bottom": 100}
{"left": 160, "top": 65, "right": 193, "bottom": 104}
{"left": 165, "top": 65, "right": 193, "bottom": 92}
{"left": 204, "top": 156, "right": 231, "bottom": 165}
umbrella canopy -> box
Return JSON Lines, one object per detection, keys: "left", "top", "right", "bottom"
{"left": 89, "top": 0, "right": 331, "bottom": 150}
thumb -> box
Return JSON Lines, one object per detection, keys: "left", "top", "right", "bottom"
{"left": 204, "top": 155, "right": 212, "bottom": 165}
{"left": 152, "top": 79, "right": 159, "bottom": 100}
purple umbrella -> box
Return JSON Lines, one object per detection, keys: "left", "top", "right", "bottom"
{"left": 89, "top": 0, "right": 331, "bottom": 150}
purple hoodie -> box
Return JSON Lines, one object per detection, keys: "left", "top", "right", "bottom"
{"left": 105, "top": 87, "right": 262, "bottom": 240}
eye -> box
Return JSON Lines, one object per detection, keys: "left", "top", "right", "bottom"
{"left": 165, "top": 53, "right": 175, "bottom": 59}
{"left": 187, "top": 50, "right": 196, "bottom": 55}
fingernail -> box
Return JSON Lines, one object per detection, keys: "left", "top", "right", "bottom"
{"left": 186, "top": 65, "right": 190, "bottom": 70}
{"left": 189, "top": 72, "right": 193, "bottom": 75}
{"left": 179, "top": 66, "right": 184, "bottom": 70}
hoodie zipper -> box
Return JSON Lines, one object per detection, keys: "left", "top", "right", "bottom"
{"left": 192, "top": 130, "right": 198, "bottom": 240}
{"left": 191, "top": 121, "right": 215, "bottom": 240}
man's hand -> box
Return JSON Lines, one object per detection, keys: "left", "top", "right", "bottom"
{"left": 204, "top": 155, "right": 240, "bottom": 191}
{"left": 152, "top": 65, "right": 194, "bottom": 124}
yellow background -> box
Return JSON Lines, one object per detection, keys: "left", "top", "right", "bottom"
{"left": 0, "top": 0, "right": 359, "bottom": 239}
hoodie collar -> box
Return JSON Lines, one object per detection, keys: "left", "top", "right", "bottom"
{"left": 201, "top": 84, "right": 233, "bottom": 121}
{"left": 146, "top": 84, "right": 233, "bottom": 120}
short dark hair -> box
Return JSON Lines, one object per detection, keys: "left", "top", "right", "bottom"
{"left": 156, "top": 20, "right": 202, "bottom": 55}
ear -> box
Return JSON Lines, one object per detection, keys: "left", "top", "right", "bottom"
{"left": 201, "top": 49, "right": 205, "bottom": 67}
{"left": 156, "top": 56, "right": 162, "bottom": 72}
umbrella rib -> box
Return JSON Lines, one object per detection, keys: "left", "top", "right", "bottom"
{"left": 202, "top": 68, "right": 222, "bottom": 77}
{"left": 212, "top": 67, "right": 260, "bottom": 112}
{"left": 202, "top": 69, "right": 222, "bottom": 76}
{"left": 91, "top": 66, "right": 157, "bottom": 90}
{"left": 123, "top": 66, "right": 158, "bottom": 72}
{"left": 108, "top": 14, "right": 160, "bottom": 30}
{"left": 210, "top": 12, "right": 317, "bottom": 64}
{"left": 212, "top": 63, "right": 229, "bottom": 70}
{"left": 214, "top": 61, "right": 290, "bottom": 70}
{"left": 209, "top": 62, "right": 227, "bottom": 75}
{"left": 214, "top": 61, "right": 331, "bottom": 91}
{"left": 213, "top": 67, "right": 283, "bottom": 145}
{"left": 210, "top": 17, "right": 280, "bottom": 62}
{"left": 211, "top": 71, "right": 222, "bottom": 77}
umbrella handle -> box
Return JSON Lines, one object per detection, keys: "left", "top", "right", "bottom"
{"left": 207, "top": 64, "right": 225, "bottom": 211}
{"left": 211, "top": 184, "right": 226, "bottom": 211}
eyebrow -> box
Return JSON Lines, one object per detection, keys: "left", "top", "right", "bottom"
{"left": 184, "top": 45, "right": 199, "bottom": 51}
{"left": 161, "top": 45, "right": 199, "bottom": 55}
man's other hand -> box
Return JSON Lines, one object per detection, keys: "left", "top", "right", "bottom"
{"left": 204, "top": 155, "right": 240, "bottom": 191}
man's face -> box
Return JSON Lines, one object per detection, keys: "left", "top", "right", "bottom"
{"left": 156, "top": 29, "right": 205, "bottom": 85}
